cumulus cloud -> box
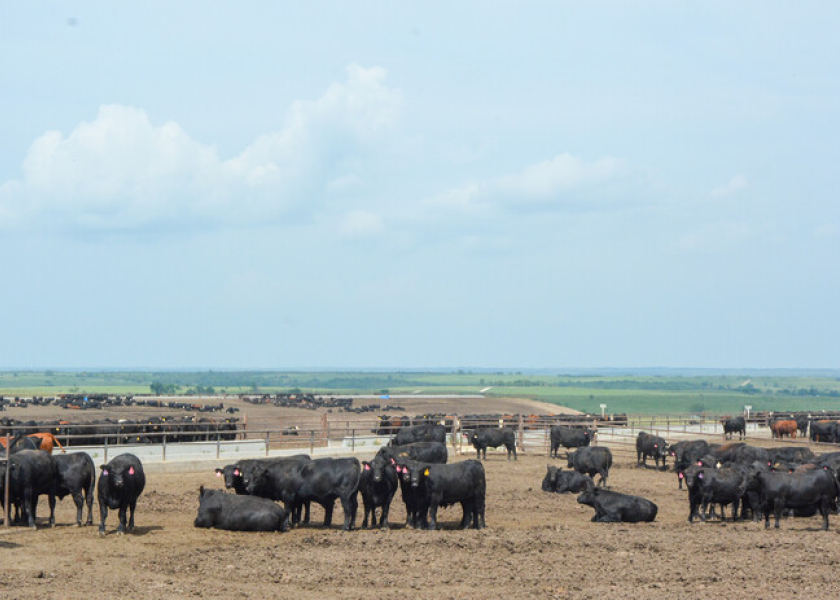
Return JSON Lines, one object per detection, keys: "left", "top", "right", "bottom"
{"left": 422, "top": 153, "right": 628, "bottom": 218}
{"left": 711, "top": 174, "right": 748, "bottom": 198}
{"left": 0, "top": 64, "right": 401, "bottom": 233}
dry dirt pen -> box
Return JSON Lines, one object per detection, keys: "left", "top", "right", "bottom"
{"left": 2, "top": 450, "right": 840, "bottom": 600}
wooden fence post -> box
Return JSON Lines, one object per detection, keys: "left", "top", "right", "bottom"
{"left": 518, "top": 414, "right": 525, "bottom": 453}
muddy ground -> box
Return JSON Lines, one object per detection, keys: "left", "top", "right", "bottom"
{"left": 2, "top": 451, "right": 838, "bottom": 600}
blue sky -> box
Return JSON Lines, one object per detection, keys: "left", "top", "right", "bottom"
{"left": 1, "top": 2, "right": 838, "bottom": 369}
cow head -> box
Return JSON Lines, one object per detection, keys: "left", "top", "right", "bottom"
{"left": 566, "top": 450, "right": 577, "bottom": 470}
{"left": 100, "top": 462, "right": 136, "bottom": 489}
{"left": 242, "top": 466, "right": 265, "bottom": 495}
{"left": 366, "top": 456, "right": 392, "bottom": 483}
{"left": 545, "top": 465, "right": 559, "bottom": 488}
{"left": 575, "top": 480, "right": 597, "bottom": 506}
{"left": 393, "top": 462, "right": 412, "bottom": 485}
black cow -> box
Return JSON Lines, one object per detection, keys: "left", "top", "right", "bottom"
{"left": 194, "top": 487, "right": 287, "bottom": 532}
{"left": 810, "top": 420, "right": 838, "bottom": 443}
{"left": 54, "top": 452, "right": 96, "bottom": 526}
{"left": 390, "top": 424, "right": 446, "bottom": 446}
{"left": 684, "top": 466, "right": 745, "bottom": 522}
{"left": 97, "top": 453, "right": 146, "bottom": 535}
{"left": 400, "top": 460, "right": 486, "bottom": 530}
{"left": 0, "top": 449, "right": 57, "bottom": 528}
{"left": 756, "top": 468, "right": 839, "bottom": 530}
{"left": 242, "top": 457, "right": 313, "bottom": 527}
{"left": 670, "top": 440, "right": 710, "bottom": 490}
{"left": 766, "top": 447, "right": 815, "bottom": 466}
{"left": 466, "top": 428, "right": 516, "bottom": 460}
{"left": 794, "top": 414, "right": 809, "bottom": 438}
{"left": 289, "top": 457, "right": 361, "bottom": 531}
{"left": 541, "top": 465, "right": 592, "bottom": 494}
{"left": 394, "top": 459, "right": 429, "bottom": 529}
{"left": 576, "top": 484, "right": 657, "bottom": 523}
{"left": 567, "top": 446, "right": 613, "bottom": 487}
{"left": 549, "top": 426, "right": 592, "bottom": 458}
{"left": 722, "top": 417, "right": 746, "bottom": 440}
{"left": 359, "top": 456, "right": 398, "bottom": 529}
{"left": 377, "top": 442, "right": 447, "bottom": 464}
{"left": 636, "top": 432, "right": 668, "bottom": 470}
{"left": 216, "top": 455, "right": 310, "bottom": 496}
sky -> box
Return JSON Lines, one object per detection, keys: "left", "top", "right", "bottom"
{"left": 0, "top": 2, "right": 838, "bottom": 370}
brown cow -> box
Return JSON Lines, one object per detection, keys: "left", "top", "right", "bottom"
{"left": 770, "top": 420, "right": 798, "bottom": 439}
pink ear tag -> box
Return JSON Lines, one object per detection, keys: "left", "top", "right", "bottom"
{"left": 678, "top": 473, "right": 684, "bottom": 479}
{"left": 654, "top": 444, "right": 658, "bottom": 448}
{"left": 103, "top": 469, "right": 109, "bottom": 476}
{"left": 364, "top": 464, "right": 371, "bottom": 471}
{"left": 215, "top": 472, "right": 222, "bottom": 478}
{"left": 698, "top": 472, "right": 704, "bottom": 479}
{"left": 129, "top": 467, "right": 135, "bottom": 475}
{"left": 234, "top": 469, "right": 240, "bottom": 476}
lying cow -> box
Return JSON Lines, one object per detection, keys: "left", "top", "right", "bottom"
{"left": 541, "top": 465, "right": 592, "bottom": 494}
{"left": 576, "top": 484, "right": 657, "bottom": 523}
{"left": 194, "top": 487, "right": 288, "bottom": 532}
{"left": 98, "top": 453, "right": 146, "bottom": 536}
{"left": 466, "top": 428, "right": 517, "bottom": 460}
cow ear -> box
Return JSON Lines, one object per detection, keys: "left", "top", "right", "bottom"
{"left": 199, "top": 485, "right": 205, "bottom": 496}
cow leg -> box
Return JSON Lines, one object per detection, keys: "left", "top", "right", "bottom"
{"left": 83, "top": 490, "right": 94, "bottom": 526}
{"left": 128, "top": 499, "right": 137, "bottom": 532}
{"left": 24, "top": 490, "right": 36, "bottom": 529}
{"left": 48, "top": 493, "right": 56, "bottom": 527}
{"left": 512, "top": 444, "right": 517, "bottom": 461}
{"left": 303, "top": 501, "right": 311, "bottom": 525}
{"left": 475, "top": 495, "right": 486, "bottom": 529}
{"left": 99, "top": 503, "right": 109, "bottom": 535}
{"left": 820, "top": 500, "right": 830, "bottom": 531}
{"left": 773, "top": 499, "right": 784, "bottom": 529}
{"left": 340, "top": 494, "right": 357, "bottom": 531}
{"left": 323, "top": 501, "right": 334, "bottom": 528}
{"left": 362, "top": 501, "right": 371, "bottom": 529}
{"left": 428, "top": 501, "right": 439, "bottom": 531}
{"left": 116, "top": 504, "right": 127, "bottom": 535}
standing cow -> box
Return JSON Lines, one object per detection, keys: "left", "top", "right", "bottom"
{"left": 98, "top": 453, "right": 146, "bottom": 536}
{"left": 721, "top": 417, "right": 746, "bottom": 440}
{"left": 359, "top": 455, "right": 398, "bottom": 530}
{"left": 549, "top": 426, "right": 592, "bottom": 459}
{"left": 54, "top": 452, "right": 96, "bottom": 526}
{"left": 636, "top": 432, "right": 668, "bottom": 470}
{"left": 466, "top": 428, "right": 517, "bottom": 460}
{"left": 567, "top": 446, "right": 613, "bottom": 487}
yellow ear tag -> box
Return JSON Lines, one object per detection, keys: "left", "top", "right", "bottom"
{"left": 424, "top": 468, "right": 430, "bottom": 476}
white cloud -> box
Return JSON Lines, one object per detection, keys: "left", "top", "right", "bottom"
{"left": 0, "top": 64, "right": 401, "bottom": 233}
{"left": 711, "top": 174, "right": 748, "bottom": 197}
{"left": 337, "top": 210, "right": 385, "bottom": 240}
{"left": 422, "top": 153, "right": 628, "bottom": 218}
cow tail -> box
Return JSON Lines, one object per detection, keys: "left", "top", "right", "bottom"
{"left": 53, "top": 434, "right": 66, "bottom": 453}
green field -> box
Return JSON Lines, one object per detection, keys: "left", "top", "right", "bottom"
{"left": 1, "top": 370, "right": 839, "bottom": 415}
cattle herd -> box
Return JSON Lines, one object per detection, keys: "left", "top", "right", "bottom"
{"left": 6, "top": 416, "right": 840, "bottom": 538}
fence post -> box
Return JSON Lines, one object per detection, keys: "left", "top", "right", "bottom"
{"left": 351, "top": 429, "right": 355, "bottom": 452}
{"left": 4, "top": 435, "right": 9, "bottom": 528}
{"left": 518, "top": 414, "right": 525, "bottom": 453}
{"left": 104, "top": 436, "right": 109, "bottom": 464}
{"left": 216, "top": 431, "right": 221, "bottom": 459}
{"left": 310, "top": 429, "right": 315, "bottom": 455}
{"left": 242, "top": 415, "right": 248, "bottom": 440}
{"left": 162, "top": 431, "right": 167, "bottom": 462}
{"left": 265, "top": 431, "right": 270, "bottom": 457}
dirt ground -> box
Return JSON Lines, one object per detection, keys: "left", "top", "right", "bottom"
{"left": 2, "top": 450, "right": 839, "bottom": 600}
